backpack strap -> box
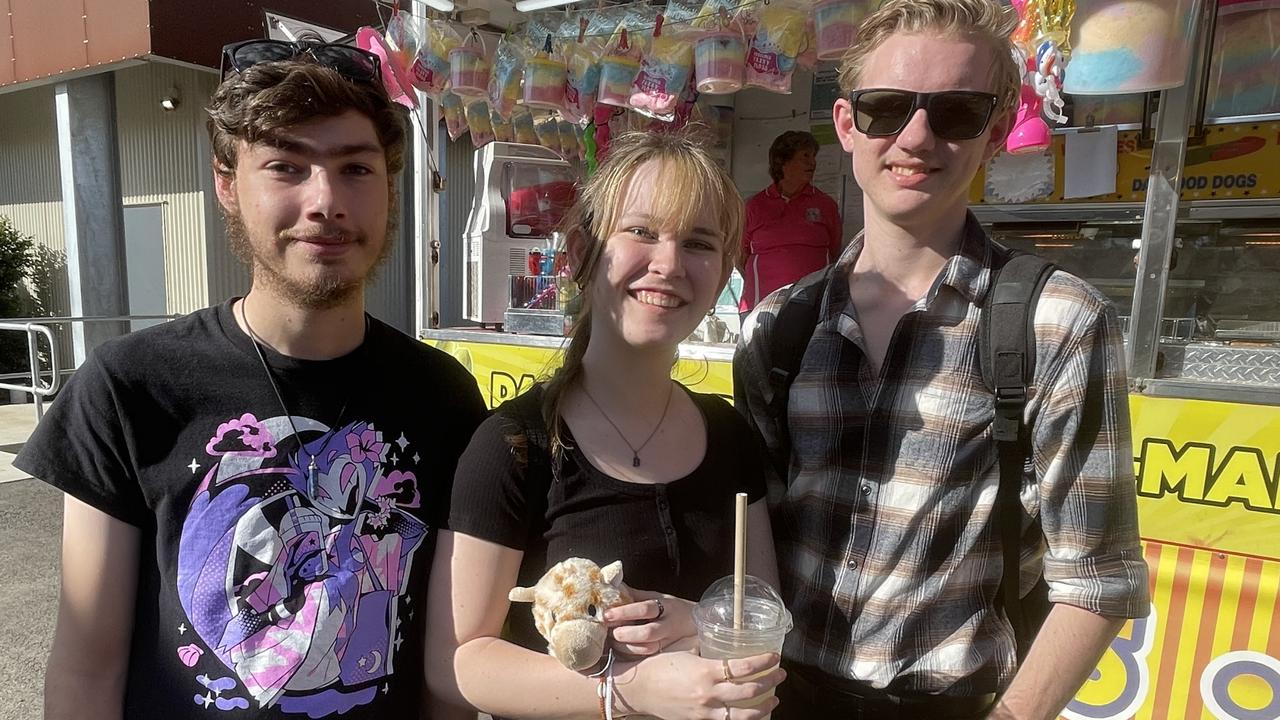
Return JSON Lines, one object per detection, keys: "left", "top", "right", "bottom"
{"left": 979, "top": 252, "right": 1056, "bottom": 662}
{"left": 758, "top": 265, "right": 833, "bottom": 480}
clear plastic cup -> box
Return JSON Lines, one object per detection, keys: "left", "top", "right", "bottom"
{"left": 523, "top": 57, "right": 567, "bottom": 111}
{"left": 449, "top": 45, "right": 489, "bottom": 98}
{"left": 814, "top": 0, "right": 872, "bottom": 61}
{"left": 693, "top": 575, "right": 792, "bottom": 719}
{"left": 695, "top": 31, "right": 746, "bottom": 95}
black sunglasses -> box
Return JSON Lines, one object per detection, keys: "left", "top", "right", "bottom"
{"left": 220, "top": 39, "right": 381, "bottom": 85}
{"left": 848, "top": 88, "right": 999, "bottom": 140}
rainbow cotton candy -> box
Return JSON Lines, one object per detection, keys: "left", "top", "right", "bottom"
{"left": 1065, "top": 0, "right": 1196, "bottom": 95}
{"left": 629, "top": 35, "right": 695, "bottom": 120}
{"left": 1206, "top": 3, "right": 1280, "bottom": 118}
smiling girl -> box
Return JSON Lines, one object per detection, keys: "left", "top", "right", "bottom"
{"left": 426, "top": 129, "right": 784, "bottom": 720}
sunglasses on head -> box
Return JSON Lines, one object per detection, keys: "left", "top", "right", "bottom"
{"left": 848, "top": 88, "right": 999, "bottom": 140}
{"left": 220, "top": 39, "right": 381, "bottom": 85}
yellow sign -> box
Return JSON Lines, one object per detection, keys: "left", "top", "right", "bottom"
{"left": 1132, "top": 396, "right": 1280, "bottom": 560}
{"left": 970, "top": 121, "right": 1280, "bottom": 204}
{"left": 430, "top": 338, "right": 733, "bottom": 409}
{"left": 427, "top": 337, "right": 1280, "bottom": 720}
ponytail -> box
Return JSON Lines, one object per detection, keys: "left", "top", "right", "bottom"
{"left": 541, "top": 305, "right": 591, "bottom": 462}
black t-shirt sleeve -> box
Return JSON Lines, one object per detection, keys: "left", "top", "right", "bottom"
{"left": 448, "top": 411, "right": 536, "bottom": 549}
{"left": 698, "top": 393, "right": 767, "bottom": 504}
{"left": 14, "top": 350, "right": 147, "bottom": 527}
{"left": 719, "top": 398, "right": 769, "bottom": 504}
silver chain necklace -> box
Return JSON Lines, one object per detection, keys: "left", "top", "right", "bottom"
{"left": 578, "top": 380, "right": 675, "bottom": 468}
{"left": 239, "top": 300, "right": 357, "bottom": 488}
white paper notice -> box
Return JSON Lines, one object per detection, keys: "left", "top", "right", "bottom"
{"left": 811, "top": 143, "right": 846, "bottom": 202}
{"left": 1064, "top": 127, "right": 1119, "bottom": 199}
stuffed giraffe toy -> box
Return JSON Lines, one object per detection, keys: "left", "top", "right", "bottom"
{"left": 509, "top": 557, "right": 634, "bottom": 672}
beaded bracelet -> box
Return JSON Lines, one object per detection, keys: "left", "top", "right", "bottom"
{"left": 589, "top": 649, "right": 616, "bottom": 720}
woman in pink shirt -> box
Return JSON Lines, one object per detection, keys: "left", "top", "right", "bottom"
{"left": 738, "top": 131, "right": 844, "bottom": 314}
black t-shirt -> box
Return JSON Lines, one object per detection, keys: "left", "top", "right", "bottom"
{"left": 16, "top": 300, "right": 487, "bottom": 719}
{"left": 449, "top": 384, "right": 766, "bottom": 653}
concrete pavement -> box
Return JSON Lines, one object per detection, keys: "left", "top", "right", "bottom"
{"left": 0, "top": 403, "right": 38, "bottom": 485}
{"left": 0, "top": 478, "right": 59, "bottom": 720}
{"left": 0, "top": 403, "right": 56, "bottom": 719}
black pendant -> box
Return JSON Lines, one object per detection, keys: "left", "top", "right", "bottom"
{"left": 308, "top": 456, "right": 318, "bottom": 484}
{"left": 632, "top": 454, "right": 640, "bottom": 468}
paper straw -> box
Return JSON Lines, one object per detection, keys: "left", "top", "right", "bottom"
{"left": 733, "top": 492, "right": 747, "bottom": 629}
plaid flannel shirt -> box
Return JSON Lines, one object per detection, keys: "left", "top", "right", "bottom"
{"left": 735, "top": 214, "right": 1150, "bottom": 695}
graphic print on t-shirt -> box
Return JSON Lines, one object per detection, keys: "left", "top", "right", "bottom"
{"left": 175, "top": 412, "right": 427, "bottom": 715}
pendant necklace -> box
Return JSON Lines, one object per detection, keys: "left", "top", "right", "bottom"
{"left": 579, "top": 380, "right": 675, "bottom": 468}
{"left": 240, "top": 301, "right": 358, "bottom": 487}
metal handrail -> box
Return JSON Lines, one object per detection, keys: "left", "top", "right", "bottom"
{"left": 1, "top": 314, "right": 182, "bottom": 323}
{"left": 0, "top": 370, "right": 70, "bottom": 382}
{"left": 0, "top": 321, "right": 60, "bottom": 420}
{"left": 0, "top": 313, "right": 183, "bottom": 421}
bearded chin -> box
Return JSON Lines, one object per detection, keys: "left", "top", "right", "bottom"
{"left": 222, "top": 208, "right": 395, "bottom": 311}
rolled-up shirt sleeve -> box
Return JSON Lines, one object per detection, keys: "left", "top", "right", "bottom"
{"left": 1033, "top": 298, "right": 1150, "bottom": 619}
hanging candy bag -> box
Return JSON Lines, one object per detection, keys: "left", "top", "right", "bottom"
{"left": 384, "top": 8, "right": 421, "bottom": 72}
{"left": 441, "top": 92, "right": 469, "bottom": 141}
{"left": 487, "top": 36, "right": 526, "bottom": 120}
{"left": 511, "top": 105, "right": 539, "bottom": 145}
{"left": 558, "top": 119, "right": 579, "bottom": 159}
{"left": 490, "top": 107, "right": 515, "bottom": 143}
{"left": 411, "top": 19, "right": 460, "bottom": 100}
{"left": 629, "top": 16, "right": 695, "bottom": 121}
{"left": 465, "top": 99, "right": 495, "bottom": 149}
{"left": 562, "top": 18, "right": 603, "bottom": 124}
{"left": 597, "top": 29, "right": 642, "bottom": 108}
{"left": 744, "top": 2, "right": 808, "bottom": 94}
{"left": 533, "top": 112, "right": 562, "bottom": 153}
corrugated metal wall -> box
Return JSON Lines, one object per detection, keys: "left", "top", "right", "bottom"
{"left": 114, "top": 62, "right": 220, "bottom": 315}
{"left": 363, "top": 148, "right": 415, "bottom": 333}
{"left": 0, "top": 84, "right": 71, "bottom": 319}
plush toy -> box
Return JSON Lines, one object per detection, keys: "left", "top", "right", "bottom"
{"left": 509, "top": 557, "right": 634, "bottom": 671}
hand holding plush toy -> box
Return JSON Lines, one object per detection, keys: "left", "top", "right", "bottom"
{"left": 509, "top": 557, "right": 634, "bottom": 672}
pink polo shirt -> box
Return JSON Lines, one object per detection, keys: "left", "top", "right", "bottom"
{"left": 739, "top": 183, "right": 843, "bottom": 313}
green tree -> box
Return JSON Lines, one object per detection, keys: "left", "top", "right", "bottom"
{"left": 0, "top": 216, "right": 38, "bottom": 375}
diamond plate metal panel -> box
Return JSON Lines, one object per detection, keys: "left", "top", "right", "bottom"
{"left": 1160, "top": 344, "right": 1280, "bottom": 387}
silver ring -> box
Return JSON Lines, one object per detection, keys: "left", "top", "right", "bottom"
{"left": 722, "top": 658, "right": 734, "bottom": 682}
{"left": 653, "top": 598, "right": 665, "bottom": 620}
{"left": 723, "top": 703, "right": 731, "bottom": 720}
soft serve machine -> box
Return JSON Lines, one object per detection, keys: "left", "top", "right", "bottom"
{"left": 462, "top": 141, "right": 578, "bottom": 333}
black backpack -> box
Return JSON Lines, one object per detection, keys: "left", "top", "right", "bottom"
{"left": 744, "top": 252, "right": 1056, "bottom": 662}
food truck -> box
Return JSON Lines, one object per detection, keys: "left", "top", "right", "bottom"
{"left": 400, "top": 1, "right": 1280, "bottom": 716}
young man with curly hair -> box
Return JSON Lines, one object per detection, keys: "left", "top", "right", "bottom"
{"left": 19, "top": 40, "right": 485, "bottom": 719}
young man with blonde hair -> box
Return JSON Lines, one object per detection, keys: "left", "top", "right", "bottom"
{"left": 735, "top": 1, "right": 1149, "bottom": 718}
{"left": 19, "top": 40, "right": 486, "bottom": 719}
